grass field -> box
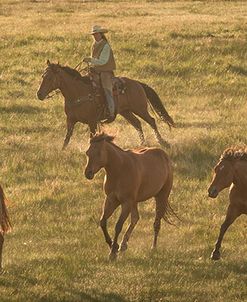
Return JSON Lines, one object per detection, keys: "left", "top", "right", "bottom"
{"left": 0, "top": 1, "right": 246, "bottom": 301}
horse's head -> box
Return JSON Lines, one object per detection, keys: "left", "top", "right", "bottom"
{"left": 84, "top": 133, "right": 114, "bottom": 180}
{"left": 84, "top": 140, "right": 106, "bottom": 180}
{"left": 37, "top": 60, "right": 61, "bottom": 101}
{"left": 208, "top": 159, "right": 234, "bottom": 198}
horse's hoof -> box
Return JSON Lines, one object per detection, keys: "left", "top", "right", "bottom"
{"left": 119, "top": 242, "right": 128, "bottom": 252}
{"left": 211, "top": 250, "right": 221, "bottom": 261}
{"left": 151, "top": 245, "right": 157, "bottom": 251}
{"left": 0, "top": 267, "right": 4, "bottom": 275}
{"left": 109, "top": 252, "right": 117, "bottom": 261}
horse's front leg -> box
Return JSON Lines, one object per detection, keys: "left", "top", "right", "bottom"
{"left": 88, "top": 122, "right": 98, "bottom": 137}
{"left": 0, "top": 234, "right": 4, "bottom": 273}
{"left": 62, "top": 119, "right": 75, "bottom": 150}
{"left": 211, "top": 204, "right": 240, "bottom": 260}
{"left": 109, "top": 202, "right": 131, "bottom": 261}
{"left": 100, "top": 195, "right": 120, "bottom": 249}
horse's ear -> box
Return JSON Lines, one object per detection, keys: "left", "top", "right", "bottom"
{"left": 47, "top": 59, "right": 51, "bottom": 66}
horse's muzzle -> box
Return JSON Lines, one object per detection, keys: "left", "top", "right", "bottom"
{"left": 208, "top": 186, "right": 218, "bottom": 198}
{"left": 85, "top": 170, "right": 94, "bottom": 180}
{"left": 37, "top": 91, "right": 45, "bottom": 101}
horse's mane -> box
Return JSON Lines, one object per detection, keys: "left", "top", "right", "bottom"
{"left": 49, "top": 63, "right": 91, "bottom": 85}
{"left": 220, "top": 146, "right": 247, "bottom": 161}
{"left": 90, "top": 133, "right": 115, "bottom": 144}
{"left": 61, "top": 66, "right": 91, "bottom": 85}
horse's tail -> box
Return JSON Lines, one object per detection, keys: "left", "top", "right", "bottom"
{"left": 163, "top": 200, "right": 181, "bottom": 226}
{"left": 161, "top": 162, "right": 181, "bottom": 226}
{"left": 138, "top": 81, "right": 175, "bottom": 130}
{"left": 0, "top": 185, "right": 11, "bottom": 233}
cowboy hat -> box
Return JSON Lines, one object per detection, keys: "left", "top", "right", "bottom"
{"left": 90, "top": 25, "right": 108, "bottom": 35}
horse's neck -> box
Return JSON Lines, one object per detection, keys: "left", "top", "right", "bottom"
{"left": 59, "top": 73, "right": 89, "bottom": 101}
{"left": 233, "top": 161, "right": 247, "bottom": 193}
{"left": 104, "top": 143, "right": 126, "bottom": 176}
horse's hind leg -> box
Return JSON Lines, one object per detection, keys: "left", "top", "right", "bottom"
{"left": 211, "top": 204, "right": 240, "bottom": 261}
{"left": 152, "top": 184, "right": 172, "bottom": 249}
{"left": 119, "top": 204, "right": 140, "bottom": 252}
{"left": 100, "top": 195, "right": 121, "bottom": 249}
{"left": 136, "top": 110, "right": 169, "bottom": 147}
{"left": 120, "top": 111, "right": 145, "bottom": 145}
{"left": 0, "top": 234, "right": 4, "bottom": 272}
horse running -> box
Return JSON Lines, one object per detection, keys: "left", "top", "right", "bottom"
{"left": 84, "top": 133, "right": 174, "bottom": 260}
{"left": 0, "top": 185, "right": 11, "bottom": 271}
{"left": 37, "top": 61, "right": 175, "bottom": 149}
{"left": 208, "top": 146, "right": 247, "bottom": 260}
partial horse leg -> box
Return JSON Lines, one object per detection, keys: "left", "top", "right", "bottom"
{"left": 100, "top": 195, "right": 120, "bottom": 249}
{"left": 0, "top": 234, "right": 4, "bottom": 272}
{"left": 136, "top": 110, "right": 169, "bottom": 147}
{"left": 62, "top": 119, "right": 75, "bottom": 150}
{"left": 152, "top": 183, "right": 172, "bottom": 249}
{"left": 119, "top": 204, "right": 140, "bottom": 252}
{"left": 120, "top": 111, "right": 145, "bottom": 145}
{"left": 109, "top": 203, "right": 131, "bottom": 260}
{"left": 89, "top": 122, "right": 98, "bottom": 137}
{"left": 211, "top": 204, "right": 240, "bottom": 260}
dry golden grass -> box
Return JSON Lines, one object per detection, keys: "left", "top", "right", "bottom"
{"left": 0, "top": 1, "right": 246, "bottom": 302}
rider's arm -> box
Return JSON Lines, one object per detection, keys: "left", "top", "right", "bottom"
{"left": 91, "top": 44, "right": 110, "bottom": 66}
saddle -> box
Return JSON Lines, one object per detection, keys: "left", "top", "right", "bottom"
{"left": 88, "top": 70, "right": 127, "bottom": 122}
{"left": 88, "top": 69, "right": 127, "bottom": 96}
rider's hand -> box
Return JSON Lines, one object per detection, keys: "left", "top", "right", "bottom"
{"left": 83, "top": 57, "right": 91, "bottom": 63}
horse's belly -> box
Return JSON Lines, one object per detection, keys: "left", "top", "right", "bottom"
{"left": 117, "top": 94, "right": 129, "bottom": 112}
{"left": 136, "top": 170, "right": 168, "bottom": 201}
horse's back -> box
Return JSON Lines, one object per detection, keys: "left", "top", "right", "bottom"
{"left": 117, "top": 77, "right": 147, "bottom": 112}
{"left": 128, "top": 148, "right": 172, "bottom": 201}
{"left": 133, "top": 147, "right": 170, "bottom": 163}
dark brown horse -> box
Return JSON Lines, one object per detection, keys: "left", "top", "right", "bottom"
{"left": 0, "top": 185, "right": 11, "bottom": 271}
{"left": 208, "top": 146, "right": 247, "bottom": 260}
{"left": 37, "top": 60, "right": 175, "bottom": 149}
{"left": 84, "top": 133, "right": 174, "bottom": 260}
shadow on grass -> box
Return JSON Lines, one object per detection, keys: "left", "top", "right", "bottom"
{"left": 227, "top": 64, "right": 247, "bottom": 76}
{"left": 0, "top": 258, "right": 128, "bottom": 302}
{"left": 171, "top": 136, "right": 218, "bottom": 180}
{"left": 0, "top": 104, "right": 48, "bottom": 115}
{"left": 176, "top": 120, "right": 221, "bottom": 130}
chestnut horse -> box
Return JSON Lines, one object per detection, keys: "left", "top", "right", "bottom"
{"left": 0, "top": 185, "right": 11, "bottom": 271}
{"left": 84, "top": 133, "right": 174, "bottom": 260}
{"left": 37, "top": 61, "right": 175, "bottom": 149}
{"left": 208, "top": 146, "right": 247, "bottom": 260}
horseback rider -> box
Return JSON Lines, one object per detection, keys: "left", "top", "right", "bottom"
{"left": 83, "top": 25, "right": 116, "bottom": 119}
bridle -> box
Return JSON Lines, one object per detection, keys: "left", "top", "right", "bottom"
{"left": 41, "top": 67, "right": 61, "bottom": 100}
